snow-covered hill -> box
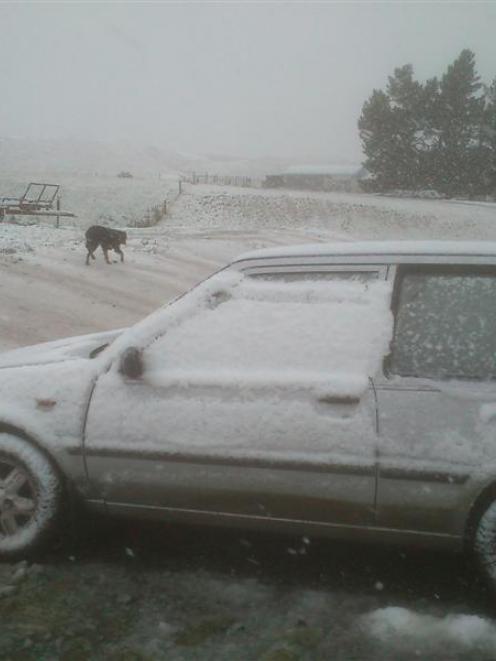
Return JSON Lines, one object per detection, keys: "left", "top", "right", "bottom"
{"left": 0, "top": 138, "right": 187, "bottom": 176}
{"left": 0, "top": 137, "right": 357, "bottom": 178}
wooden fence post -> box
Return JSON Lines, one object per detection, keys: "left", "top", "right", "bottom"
{"left": 56, "top": 197, "right": 60, "bottom": 228}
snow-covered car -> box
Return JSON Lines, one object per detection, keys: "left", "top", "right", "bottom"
{"left": 2, "top": 241, "right": 496, "bottom": 586}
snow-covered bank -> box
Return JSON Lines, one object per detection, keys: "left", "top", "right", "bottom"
{"left": 167, "top": 184, "right": 496, "bottom": 240}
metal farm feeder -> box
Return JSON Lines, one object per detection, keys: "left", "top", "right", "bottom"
{"left": 0, "top": 182, "right": 75, "bottom": 226}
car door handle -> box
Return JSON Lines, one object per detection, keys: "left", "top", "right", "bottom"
{"left": 317, "top": 395, "right": 360, "bottom": 405}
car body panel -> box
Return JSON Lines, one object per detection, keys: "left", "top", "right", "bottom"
{"left": 0, "top": 360, "right": 100, "bottom": 488}
{"left": 85, "top": 351, "right": 379, "bottom": 526}
{"left": 234, "top": 241, "right": 496, "bottom": 265}
{"left": 375, "top": 377, "right": 496, "bottom": 536}
{"left": 0, "top": 328, "right": 123, "bottom": 369}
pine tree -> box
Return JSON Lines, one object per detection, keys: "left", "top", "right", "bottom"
{"left": 360, "top": 65, "right": 432, "bottom": 191}
{"left": 359, "top": 50, "right": 492, "bottom": 197}
{"left": 481, "top": 79, "right": 496, "bottom": 195}
{"left": 433, "top": 49, "right": 485, "bottom": 197}
{"left": 386, "top": 64, "right": 424, "bottom": 189}
{"left": 358, "top": 89, "right": 397, "bottom": 191}
{"left": 415, "top": 77, "right": 441, "bottom": 190}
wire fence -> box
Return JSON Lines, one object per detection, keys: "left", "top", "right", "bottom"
{"left": 133, "top": 177, "right": 183, "bottom": 227}
{"left": 181, "top": 172, "right": 263, "bottom": 188}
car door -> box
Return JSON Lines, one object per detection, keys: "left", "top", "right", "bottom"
{"left": 376, "top": 264, "right": 496, "bottom": 538}
{"left": 85, "top": 266, "right": 392, "bottom": 529}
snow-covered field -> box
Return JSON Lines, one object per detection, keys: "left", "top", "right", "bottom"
{"left": 0, "top": 172, "right": 180, "bottom": 228}
{"left": 2, "top": 180, "right": 496, "bottom": 659}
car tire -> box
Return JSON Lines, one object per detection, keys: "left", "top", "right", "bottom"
{"left": 473, "top": 499, "right": 496, "bottom": 590}
{"left": 0, "top": 433, "right": 63, "bottom": 559}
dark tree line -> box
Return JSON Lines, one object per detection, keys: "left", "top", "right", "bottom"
{"left": 359, "top": 50, "right": 496, "bottom": 198}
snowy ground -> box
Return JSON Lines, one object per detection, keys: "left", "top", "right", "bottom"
{"left": 0, "top": 172, "right": 181, "bottom": 229}
{"left": 0, "top": 519, "right": 494, "bottom": 661}
{"left": 2, "top": 181, "right": 496, "bottom": 659}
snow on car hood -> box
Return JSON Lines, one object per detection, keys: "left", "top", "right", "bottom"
{"left": 0, "top": 328, "right": 125, "bottom": 368}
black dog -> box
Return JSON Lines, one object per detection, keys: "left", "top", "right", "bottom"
{"left": 85, "top": 225, "right": 127, "bottom": 265}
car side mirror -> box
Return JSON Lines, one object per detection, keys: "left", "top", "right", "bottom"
{"left": 119, "top": 346, "right": 144, "bottom": 379}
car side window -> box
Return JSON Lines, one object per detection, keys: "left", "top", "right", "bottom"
{"left": 145, "top": 271, "right": 393, "bottom": 381}
{"left": 389, "top": 266, "right": 496, "bottom": 380}
{"left": 248, "top": 270, "right": 380, "bottom": 283}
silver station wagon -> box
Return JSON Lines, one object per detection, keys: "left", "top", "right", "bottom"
{"left": 2, "top": 240, "right": 496, "bottom": 586}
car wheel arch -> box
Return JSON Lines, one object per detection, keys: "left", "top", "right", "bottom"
{"left": 0, "top": 421, "right": 69, "bottom": 489}
{"left": 464, "top": 480, "right": 496, "bottom": 551}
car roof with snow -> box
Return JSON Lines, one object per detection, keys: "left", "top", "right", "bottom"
{"left": 232, "top": 241, "right": 496, "bottom": 269}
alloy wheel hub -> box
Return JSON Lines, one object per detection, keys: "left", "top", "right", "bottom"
{"left": 0, "top": 462, "right": 36, "bottom": 537}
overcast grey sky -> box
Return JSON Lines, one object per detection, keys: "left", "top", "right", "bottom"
{"left": 1, "top": 1, "right": 495, "bottom": 162}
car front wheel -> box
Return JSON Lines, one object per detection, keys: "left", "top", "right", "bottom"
{"left": 472, "top": 499, "right": 496, "bottom": 590}
{"left": 0, "top": 433, "right": 63, "bottom": 559}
